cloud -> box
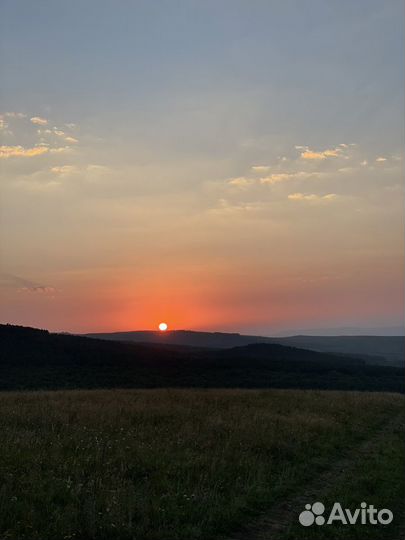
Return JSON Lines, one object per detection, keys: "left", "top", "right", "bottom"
{"left": 210, "top": 198, "right": 262, "bottom": 215}
{"left": 376, "top": 157, "right": 387, "bottom": 162}
{"left": 5, "top": 112, "right": 27, "bottom": 119}
{"left": 0, "top": 116, "right": 8, "bottom": 130}
{"left": 260, "top": 173, "right": 293, "bottom": 184}
{"left": 19, "top": 286, "right": 56, "bottom": 294}
{"left": 288, "top": 192, "right": 338, "bottom": 202}
{"left": 0, "top": 145, "right": 49, "bottom": 159}
{"left": 1, "top": 273, "right": 56, "bottom": 294}
{"left": 228, "top": 177, "right": 255, "bottom": 188}
{"left": 30, "top": 116, "right": 48, "bottom": 126}
{"left": 260, "top": 171, "right": 320, "bottom": 184}
{"left": 51, "top": 165, "right": 79, "bottom": 175}
{"left": 64, "top": 136, "right": 79, "bottom": 144}
{"left": 30, "top": 124, "right": 79, "bottom": 147}
{"left": 251, "top": 165, "right": 271, "bottom": 172}
{"left": 300, "top": 147, "right": 342, "bottom": 160}
{"left": 49, "top": 146, "right": 73, "bottom": 154}
{"left": 53, "top": 129, "right": 79, "bottom": 144}
{"left": 50, "top": 164, "right": 109, "bottom": 177}
{"left": 227, "top": 169, "right": 322, "bottom": 188}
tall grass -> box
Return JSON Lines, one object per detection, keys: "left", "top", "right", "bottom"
{"left": 0, "top": 389, "right": 403, "bottom": 539}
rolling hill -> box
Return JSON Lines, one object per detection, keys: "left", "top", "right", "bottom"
{"left": 84, "top": 329, "right": 405, "bottom": 366}
{"left": 1, "top": 324, "right": 404, "bottom": 392}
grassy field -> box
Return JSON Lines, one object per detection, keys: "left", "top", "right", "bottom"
{"left": 0, "top": 389, "right": 403, "bottom": 540}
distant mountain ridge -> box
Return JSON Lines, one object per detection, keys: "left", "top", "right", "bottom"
{"left": 84, "top": 330, "right": 405, "bottom": 366}
{"left": 1, "top": 324, "right": 404, "bottom": 393}
{"left": 273, "top": 326, "right": 404, "bottom": 337}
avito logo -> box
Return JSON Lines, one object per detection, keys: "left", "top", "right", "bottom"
{"left": 299, "top": 502, "right": 393, "bottom": 526}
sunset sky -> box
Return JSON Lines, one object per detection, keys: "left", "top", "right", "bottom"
{"left": 1, "top": 0, "right": 404, "bottom": 334}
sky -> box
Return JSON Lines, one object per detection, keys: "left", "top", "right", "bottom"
{"left": 0, "top": 0, "right": 404, "bottom": 335}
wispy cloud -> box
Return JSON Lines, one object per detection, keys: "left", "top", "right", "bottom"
{"left": 5, "top": 112, "right": 27, "bottom": 119}
{"left": 210, "top": 198, "right": 262, "bottom": 215}
{"left": 228, "top": 177, "right": 255, "bottom": 188}
{"left": 227, "top": 167, "right": 322, "bottom": 189}
{"left": 50, "top": 164, "right": 109, "bottom": 176}
{"left": 30, "top": 116, "right": 48, "bottom": 126}
{"left": 376, "top": 157, "right": 387, "bottom": 162}
{"left": 64, "top": 136, "right": 78, "bottom": 144}
{"left": 1, "top": 273, "right": 56, "bottom": 294}
{"left": 260, "top": 171, "right": 320, "bottom": 184}
{"left": 251, "top": 165, "right": 271, "bottom": 172}
{"left": 19, "top": 285, "right": 56, "bottom": 294}
{"left": 300, "top": 147, "right": 342, "bottom": 160}
{"left": 49, "top": 146, "right": 74, "bottom": 154}
{"left": 0, "top": 145, "right": 49, "bottom": 159}
{"left": 288, "top": 192, "right": 338, "bottom": 202}
{"left": 51, "top": 165, "right": 79, "bottom": 175}
{"left": 53, "top": 129, "right": 78, "bottom": 144}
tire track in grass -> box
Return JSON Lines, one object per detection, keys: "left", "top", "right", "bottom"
{"left": 222, "top": 414, "right": 404, "bottom": 540}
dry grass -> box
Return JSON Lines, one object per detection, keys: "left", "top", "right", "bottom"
{"left": 0, "top": 389, "right": 403, "bottom": 539}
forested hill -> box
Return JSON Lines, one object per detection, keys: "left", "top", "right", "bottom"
{"left": 1, "top": 324, "right": 404, "bottom": 393}
{"left": 85, "top": 329, "right": 405, "bottom": 366}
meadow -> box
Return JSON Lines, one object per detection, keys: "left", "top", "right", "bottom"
{"left": 0, "top": 388, "right": 403, "bottom": 540}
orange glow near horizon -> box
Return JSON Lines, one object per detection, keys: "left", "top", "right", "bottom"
{"left": 2, "top": 255, "right": 403, "bottom": 335}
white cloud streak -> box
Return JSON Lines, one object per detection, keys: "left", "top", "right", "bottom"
{"left": 0, "top": 145, "right": 49, "bottom": 159}
{"left": 30, "top": 116, "right": 48, "bottom": 126}
{"left": 288, "top": 192, "right": 338, "bottom": 202}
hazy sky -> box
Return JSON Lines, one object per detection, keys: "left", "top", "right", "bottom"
{"left": 1, "top": 0, "right": 404, "bottom": 334}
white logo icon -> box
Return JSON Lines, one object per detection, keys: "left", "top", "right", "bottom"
{"left": 299, "top": 502, "right": 325, "bottom": 526}
{"left": 299, "top": 502, "right": 393, "bottom": 526}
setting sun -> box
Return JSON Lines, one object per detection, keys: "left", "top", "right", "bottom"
{"left": 158, "top": 322, "right": 168, "bottom": 331}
